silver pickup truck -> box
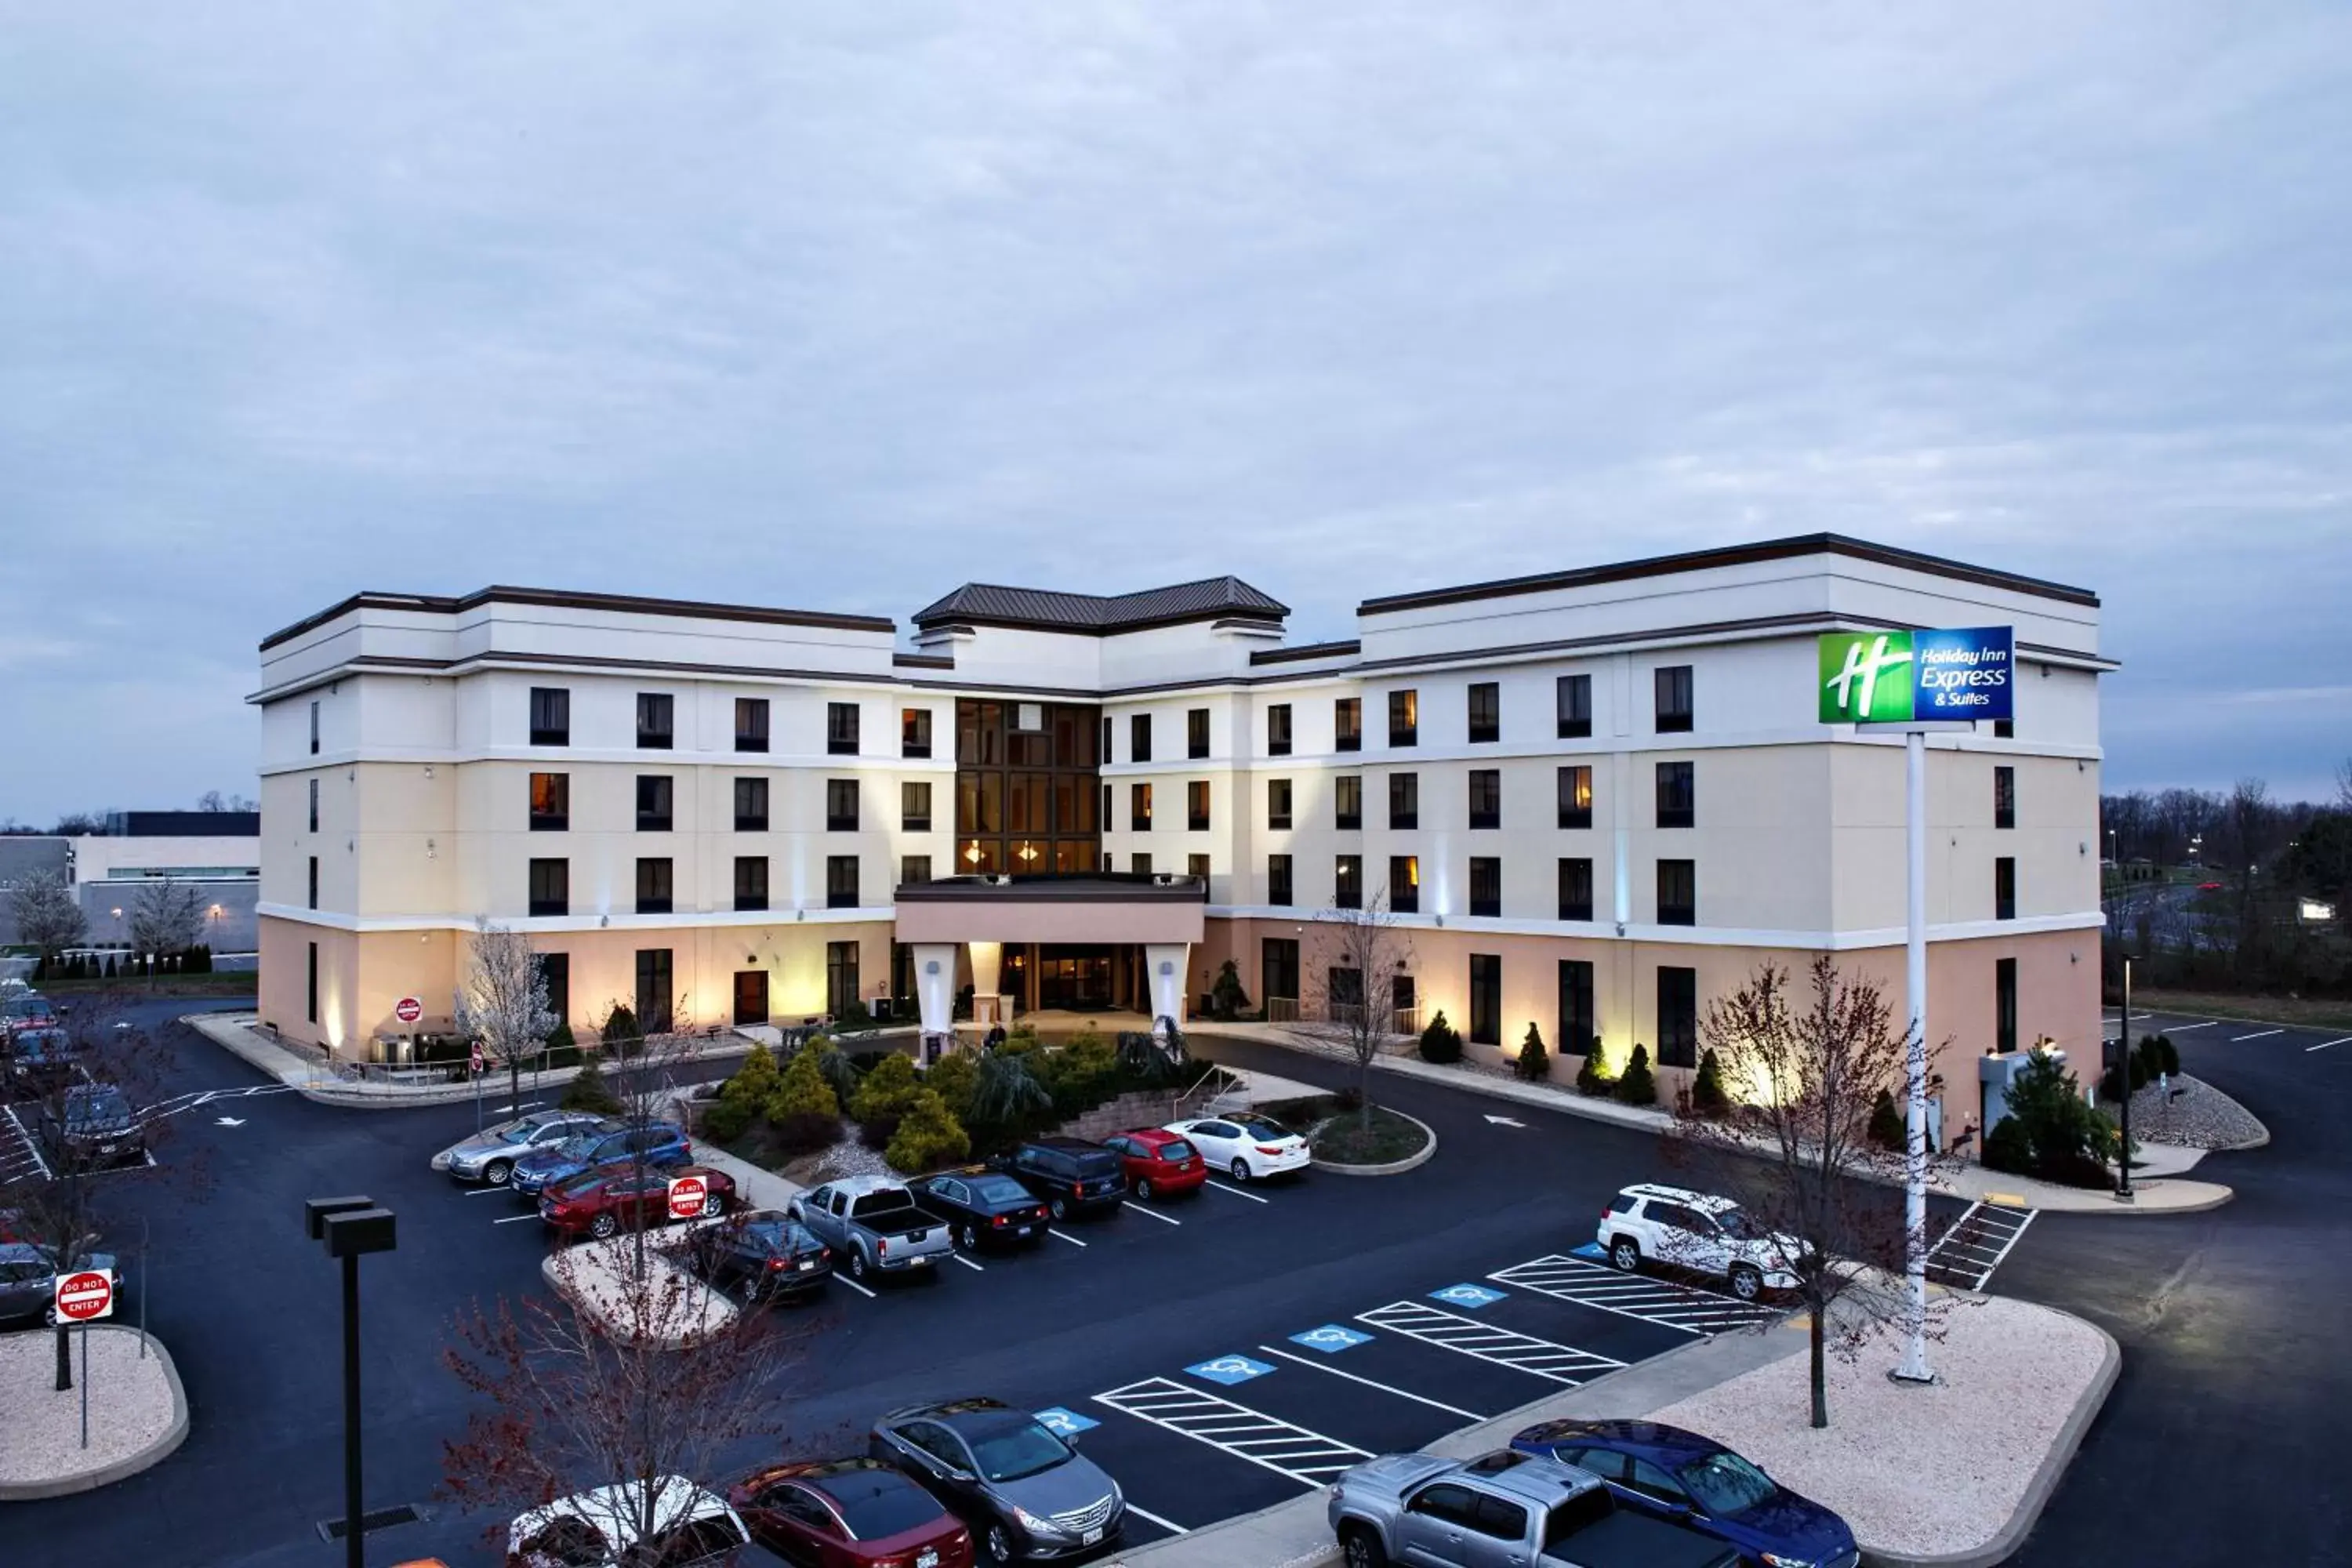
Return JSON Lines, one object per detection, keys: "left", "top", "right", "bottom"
{"left": 1329, "top": 1450, "right": 1740, "bottom": 1568}
{"left": 785, "top": 1174, "right": 953, "bottom": 1283}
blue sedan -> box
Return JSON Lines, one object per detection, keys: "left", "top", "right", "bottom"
{"left": 1512, "top": 1419, "right": 1857, "bottom": 1568}
{"left": 510, "top": 1122, "right": 693, "bottom": 1197}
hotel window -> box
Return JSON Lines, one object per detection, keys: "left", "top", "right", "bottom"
{"left": 307, "top": 855, "right": 318, "bottom": 910}
{"left": 635, "top": 857, "right": 673, "bottom": 916}
{"left": 902, "top": 707, "right": 932, "bottom": 759}
{"left": 1657, "top": 859, "right": 1696, "bottom": 926}
{"left": 1188, "top": 708, "right": 1210, "bottom": 760}
{"left": 307, "top": 778, "right": 319, "bottom": 833}
{"left": 1656, "top": 761, "right": 1694, "bottom": 829}
{"left": 1468, "top": 953, "right": 1501, "bottom": 1046}
{"left": 1187, "top": 780, "right": 1211, "bottom": 832}
{"left": 825, "top": 942, "right": 859, "bottom": 1017}
{"left": 826, "top": 779, "right": 859, "bottom": 832}
{"left": 637, "top": 692, "right": 674, "bottom": 750}
{"left": 1130, "top": 713, "right": 1152, "bottom": 763}
{"left": 1388, "top": 772, "right": 1418, "bottom": 830}
{"left": 1268, "top": 703, "right": 1293, "bottom": 757}
{"left": 1994, "top": 766, "right": 2016, "bottom": 830}
{"left": 1102, "top": 716, "right": 1112, "bottom": 759}
{"left": 1467, "top": 681, "right": 1500, "bottom": 744}
{"left": 1262, "top": 938, "right": 1300, "bottom": 1006}
{"left": 1335, "top": 855, "right": 1363, "bottom": 910}
{"left": 636, "top": 775, "right": 673, "bottom": 833}
{"left": 1657, "top": 967, "right": 1698, "bottom": 1067}
{"left": 1335, "top": 775, "right": 1363, "bottom": 830}
{"left": 1390, "top": 855, "right": 1420, "bottom": 914}
{"left": 309, "top": 699, "right": 321, "bottom": 756}
{"left": 900, "top": 855, "right": 932, "bottom": 886}
{"left": 735, "top": 698, "right": 770, "bottom": 753}
{"left": 1335, "top": 697, "right": 1362, "bottom": 753}
{"left": 1556, "top": 673, "right": 1592, "bottom": 739}
{"left": 528, "top": 858, "right": 568, "bottom": 917}
{"left": 1995, "top": 857, "right": 2016, "bottom": 920}
{"left": 827, "top": 702, "right": 860, "bottom": 756}
{"left": 1131, "top": 782, "right": 1153, "bottom": 832}
{"left": 306, "top": 941, "right": 318, "bottom": 1024}
{"left": 1468, "top": 768, "right": 1501, "bottom": 830}
{"left": 528, "top": 687, "right": 568, "bottom": 746}
{"left": 1470, "top": 856, "right": 1501, "bottom": 918}
{"left": 734, "top": 856, "right": 768, "bottom": 913}
{"left": 1131, "top": 852, "right": 1153, "bottom": 877}
{"left": 1995, "top": 957, "right": 2019, "bottom": 1054}
{"left": 901, "top": 781, "right": 932, "bottom": 833}
{"left": 1559, "top": 959, "right": 1595, "bottom": 1058}
{"left": 635, "top": 949, "right": 675, "bottom": 1033}
{"left": 1655, "top": 665, "right": 1693, "bottom": 733}
{"left": 538, "top": 953, "right": 570, "bottom": 1026}
{"left": 1268, "top": 855, "right": 1294, "bottom": 907}
{"left": 1268, "top": 778, "right": 1294, "bottom": 830}
{"left": 1557, "top": 765, "right": 1592, "bottom": 829}
{"left": 1559, "top": 858, "right": 1594, "bottom": 921}
{"left": 1188, "top": 853, "right": 1210, "bottom": 883}
{"left": 1388, "top": 689, "right": 1418, "bottom": 747}
{"left": 1994, "top": 718, "right": 2015, "bottom": 739}
{"left": 529, "top": 772, "right": 568, "bottom": 832}
{"left": 826, "top": 855, "right": 860, "bottom": 909}
{"left": 734, "top": 777, "right": 768, "bottom": 832}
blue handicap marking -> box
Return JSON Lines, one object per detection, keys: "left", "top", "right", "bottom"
{"left": 1569, "top": 1242, "right": 1608, "bottom": 1261}
{"left": 1431, "top": 1283, "right": 1507, "bottom": 1308}
{"left": 1187, "top": 1353, "right": 1277, "bottom": 1385}
{"left": 1290, "top": 1324, "right": 1374, "bottom": 1354}
{"left": 1033, "top": 1406, "right": 1098, "bottom": 1438}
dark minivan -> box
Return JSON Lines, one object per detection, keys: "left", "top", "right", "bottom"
{"left": 990, "top": 1138, "right": 1126, "bottom": 1221}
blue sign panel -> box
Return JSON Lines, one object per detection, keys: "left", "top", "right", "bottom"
{"left": 1911, "top": 626, "right": 2013, "bottom": 720}
{"left": 1187, "top": 1354, "right": 1276, "bottom": 1385}
{"left": 1033, "top": 1406, "right": 1098, "bottom": 1437}
{"left": 1290, "top": 1324, "right": 1375, "bottom": 1353}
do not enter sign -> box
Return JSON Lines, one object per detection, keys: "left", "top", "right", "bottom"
{"left": 666, "top": 1174, "right": 708, "bottom": 1221}
{"left": 54, "top": 1270, "right": 114, "bottom": 1323}
{"left": 394, "top": 996, "right": 423, "bottom": 1025}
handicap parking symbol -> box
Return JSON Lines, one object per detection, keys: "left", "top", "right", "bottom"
{"left": 1033, "top": 1406, "right": 1098, "bottom": 1438}
{"left": 1569, "top": 1242, "right": 1608, "bottom": 1261}
{"left": 1431, "top": 1283, "right": 1507, "bottom": 1308}
{"left": 1187, "top": 1354, "right": 1277, "bottom": 1386}
{"left": 1290, "top": 1324, "right": 1374, "bottom": 1354}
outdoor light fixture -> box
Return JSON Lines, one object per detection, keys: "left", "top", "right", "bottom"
{"left": 304, "top": 1196, "right": 397, "bottom": 1568}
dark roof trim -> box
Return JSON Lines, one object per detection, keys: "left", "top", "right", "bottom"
{"left": 1357, "top": 534, "right": 2100, "bottom": 617}
{"left": 893, "top": 652, "right": 956, "bottom": 670}
{"left": 909, "top": 575, "right": 1290, "bottom": 637}
{"left": 248, "top": 650, "right": 926, "bottom": 706}
{"left": 1248, "top": 639, "right": 1363, "bottom": 666}
{"left": 261, "top": 586, "right": 895, "bottom": 652}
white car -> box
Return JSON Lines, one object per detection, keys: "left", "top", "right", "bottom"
{"left": 507, "top": 1476, "right": 750, "bottom": 1567}
{"left": 1165, "top": 1114, "right": 1311, "bottom": 1182}
{"left": 1597, "top": 1183, "right": 1799, "bottom": 1302}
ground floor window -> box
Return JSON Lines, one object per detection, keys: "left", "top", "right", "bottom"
{"left": 1995, "top": 956, "right": 2018, "bottom": 1054}
{"left": 1262, "top": 938, "right": 1300, "bottom": 1004}
{"left": 1468, "top": 953, "right": 1501, "bottom": 1046}
{"left": 537, "top": 952, "right": 570, "bottom": 1027}
{"left": 827, "top": 941, "right": 860, "bottom": 1018}
{"left": 1558, "top": 959, "right": 1594, "bottom": 1056}
{"left": 635, "top": 948, "right": 673, "bottom": 1034}
{"left": 1657, "top": 966, "right": 1697, "bottom": 1067}
{"left": 306, "top": 941, "right": 318, "bottom": 1025}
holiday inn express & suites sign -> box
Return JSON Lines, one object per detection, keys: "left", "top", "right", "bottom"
{"left": 1818, "top": 626, "right": 2014, "bottom": 723}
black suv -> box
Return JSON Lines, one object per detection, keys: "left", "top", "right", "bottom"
{"left": 40, "top": 1084, "right": 146, "bottom": 1171}
{"left": 990, "top": 1138, "right": 1126, "bottom": 1221}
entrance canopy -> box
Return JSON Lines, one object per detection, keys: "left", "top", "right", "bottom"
{"left": 894, "top": 873, "right": 1207, "bottom": 946}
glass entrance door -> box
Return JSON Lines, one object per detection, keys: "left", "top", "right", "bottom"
{"left": 1036, "top": 945, "right": 1114, "bottom": 1010}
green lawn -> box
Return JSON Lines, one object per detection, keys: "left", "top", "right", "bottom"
{"left": 29, "top": 973, "right": 258, "bottom": 997}
{"left": 2136, "top": 987, "right": 2352, "bottom": 1033}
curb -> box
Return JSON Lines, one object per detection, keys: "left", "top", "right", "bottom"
{"left": 539, "top": 1234, "right": 739, "bottom": 1350}
{"left": 0, "top": 1327, "right": 191, "bottom": 1501}
{"left": 1309, "top": 1110, "right": 1439, "bottom": 1177}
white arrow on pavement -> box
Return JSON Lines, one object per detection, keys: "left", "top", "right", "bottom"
{"left": 215, "top": 1116, "right": 245, "bottom": 1127}
{"left": 1483, "top": 1114, "right": 1526, "bottom": 1127}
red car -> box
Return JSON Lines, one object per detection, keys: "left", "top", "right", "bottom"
{"left": 1102, "top": 1127, "right": 1209, "bottom": 1200}
{"left": 731, "top": 1457, "right": 974, "bottom": 1568}
{"left": 2197, "top": 881, "right": 2223, "bottom": 892}
{"left": 538, "top": 1163, "right": 736, "bottom": 1240}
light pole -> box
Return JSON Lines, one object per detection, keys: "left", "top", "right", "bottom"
{"left": 2115, "top": 959, "right": 2135, "bottom": 1203}
{"left": 305, "top": 1196, "right": 397, "bottom": 1568}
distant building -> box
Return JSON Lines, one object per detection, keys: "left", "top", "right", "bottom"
{"left": 0, "top": 816, "right": 260, "bottom": 953}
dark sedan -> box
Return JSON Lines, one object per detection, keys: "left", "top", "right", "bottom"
{"left": 1512, "top": 1418, "right": 1858, "bottom": 1568}
{"left": 911, "top": 1168, "right": 1051, "bottom": 1251}
{"left": 871, "top": 1398, "right": 1123, "bottom": 1563}
{"left": 39, "top": 1084, "right": 147, "bottom": 1171}
{"left": 5, "top": 1027, "right": 82, "bottom": 1096}
{"left": 731, "top": 1457, "right": 975, "bottom": 1568}
{"left": 510, "top": 1121, "right": 692, "bottom": 1197}
{"left": 682, "top": 1210, "right": 834, "bottom": 1302}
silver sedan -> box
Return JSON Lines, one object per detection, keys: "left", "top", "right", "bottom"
{"left": 432, "top": 1111, "right": 617, "bottom": 1186}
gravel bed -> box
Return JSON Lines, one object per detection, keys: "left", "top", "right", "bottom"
{"left": 0, "top": 1328, "right": 177, "bottom": 1487}
{"left": 2122, "top": 1073, "right": 2267, "bottom": 1150}
{"left": 1647, "top": 1296, "right": 2107, "bottom": 1560}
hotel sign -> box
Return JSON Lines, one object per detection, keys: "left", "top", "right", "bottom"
{"left": 1819, "top": 627, "right": 2014, "bottom": 724}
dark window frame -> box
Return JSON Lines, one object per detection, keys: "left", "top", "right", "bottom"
{"left": 1390, "top": 855, "right": 1420, "bottom": 914}
{"left": 1267, "top": 703, "right": 1293, "bottom": 757}
{"left": 901, "top": 706, "right": 933, "bottom": 760}
{"left": 1469, "top": 856, "right": 1501, "bottom": 918}
{"left": 1335, "top": 775, "right": 1363, "bottom": 831}
{"left": 1657, "top": 966, "right": 1698, "bottom": 1068}
{"left": 1994, "top": 765, "right": 2016, "bottom": 830}
{"left": 1268, "top": 778, "right": 1293, "bottom": 831}
{"left": 900, "top": 854, "right": 933, "bottom": 886}
{"left": 1131, "top": 781, "right": 1153, "bottom": 832}
{"left": 307, "top": 777, "right": 320, "bottom": 833}
{"left": 1995, "top": 856, "right": 2017, "bottom": 920}
{"left": 1656, "top": 760, "right": 1694, "bottom": 829}
{"left": 636, "top": 774, "right": 674, "bottom": 833}
{"left": 528, "top": 687, "right": 568, "bottom": 747}
{"left": 1467, "top": 681, "right": 1500, "bottom": 744}
{"left": 1187, "top": 779, "right": 1211, "bottom": 833}
{"left": 1468, "top": 768, "right": 1501, "bottom": 830}
{"left": 1334, "top": 697, "right": 1362, "bottom": 753}
{"left": 734, "top": 776, "right": 768, "bottom": 833}
{"left": 1334, "top": 855, "right": 1363, "bottom": 910}
{"left": 634, "top": 856, "right": 673, "bottom": 916}
{"left": 1388, "top": 689, "right": 1418, "bottom": 747}
{"left": 1129, "top": 713, "right": 1152, "bottom": 764}
{"left": 902, "top": 780, "right": 932, "bottom": 833}
{"left": 1468, "top": 953, "right": 1501, "bottom": 1047}
{"left": 636, "top": 949, "right": 674, "bottom": 1034}
{"left": 307, "top": 855, "right": 319, "bottom": 910}
{"left": 1557, "top": 764, "right": 1593, "bottom": 830}
{"left": 826, "top": 701, "right": 860, "bottom": 757}
{"left": 1187, "top": 708, "right": 1210, "bottom": 760}
{"left": 1657, "top": 858, "right": 1697, "bottom": 927}
{"left": 1655, "top": 665, "right": 1694, "bottom": 733}
{"left": 1555, "top": 673, "right": 1592, "bottom": 739}
{"left": 636, "top": 691, "right": 675, "bottom": 750}
{"left": 529, "top": 771, "right": 569, "bottom": 833}
{"left": 733, "top": 855, "right": 768, "bottom": 913}
{"left": 1268, "top": 854, "right": 1294, "bottom": 908}
{"left": 826, "top": 854, "right": 860, "bottom": 909}
{"left": 529, "top": 857, "right": 568, "bottom": 918}
{"left": 735, "top": 697, "right": 770, "bottom": 753}
{"left": 826, "top": 779, "right": 859, "bottom": 833}
{"left": 1559, "top": 958, "right": 1595, "bottom": 1057}
{"left": 1995, "top": 956, "right": 2019, "bottom": 1054}
{"left": 1389, "top": 771, "right": 1419, "bottom": 830}
{"left": 1558, "top": 857, "right": 1594, "bottom": 922}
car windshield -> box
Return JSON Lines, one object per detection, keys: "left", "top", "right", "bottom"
{"left": 499, "top": 1116, "right": 560, "bottom": 1145}
{"left": 829, "top": 1475, "right": 942, "bottom": 1539}
{"left": 735, "top": 1218, "right": 799, "bottom": 1253}
{"left": 549, "top": 1134, "right": 600, "bottom": 1160}
{"left": 1233, "top": 1117, "right": 1291, "bottom": 1141}
{"left": 1157, "top": 1140, "right": 1196, "bottom": 1161}
{"left": 550, "top": 1173, "right": 607, "bottom": 1200}
{"left": 970, "top": 1175, "right": 1032, "bottom": 1205}
{"left": 68, "top": 1090, "right": 129, "bottom": 1125}
{"left": 966, "top": 1419, "right": 1071, "bottom": 1483}
{"left": 1678, "top": 1450, "right": 1780, "bottom": 1516}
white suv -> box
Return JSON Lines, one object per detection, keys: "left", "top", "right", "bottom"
{"left": 1597, "top": 1184, "right": 1798, "bottom": 1302}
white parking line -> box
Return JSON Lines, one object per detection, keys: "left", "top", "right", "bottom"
{"left": 1123, "top": 1503, "right": 1188, "bottom": 1535}
{"left": 2307, "top": 1036, "right": 2352, "bottom": 1053}
{"left": 3, "top": 1108, "right": 53, "bottom": 1184}
{"left": 1254, "top": 1344, "right": 1488, "bottom": 1421}
{"left": 951, "top": 1253, "right": 985, "bottom": 1272}
{"left": 834, "top": 1275, "right": 878, "bottom": 1299}
{"left": 2166, "top": 1022, "right": 2216, "bottom": 1032}
{"left": 1125, "top": 1202, "right": 1183, "bottom": 1226}
{"left": 462, "top": 1185, "right": 513, "bottom": 1196}
{"left": 492, "top": 1214, "right": 539, "bottom": 1225}
{"left": 1924, "top": 1201, "right": 2036, "bottom": 1292}
{"left": 1048, "top": 1229, "right": 1089, "bottom": 1247}
{"left": 1355, "top": 1301, "right": 1624, "bottom": 1385}
{"left": 1486, "top": 1255, "right": 1780, "bottom": 1334}
{"left": 1094, "top": 1378, "right": 1370, "bottom": 1486}
{"left": 1204, "top": 1180, "right": 1269, "bottom": 1204}
{"left": 2232, "top": 1029, "right": 2285, "bottom": 1042}
{"left": 493, "top": 1101, "right": 546, "bottom": 1114}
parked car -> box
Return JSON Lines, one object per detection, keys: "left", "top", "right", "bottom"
{"left": 1100, "top": 1128, "right": 1207, "bottom": 1200}
{"left": 510, "top": 1122, "right": 693, "bottom": 1198}
{"left": 788, "top": 1174, "right": 954, "bottom": 1283}
{"left": 506, "top": 1477, "right": 750, "bottom": 1568}
{"left": 1163, "top": 1113, "right": 1310, "bottom": 1182}
{"left": 539, "top": 1163, "right": 735, "bottom": 1241}
{"left": 1327, "top": 1449, "right": 1740, "bottom": 1568}
{"left": 1597, "top": 1185, "right": 1798, "bottom": 1303}
{"left": 870, "top": 1398, "right": 1123, "bottom": 1563}
{"left": 1, "top": 991, "right": 58, "bottom": 1039}
{"left": 5, "top": 1027, "right": 82, "bottom": 1095}
{"left": 731, "top": 1457, "right": 975, "bottom": 1568}
{"left": 0, "top": 1242, "right": 118, "bottom": 1329}
{"left": 989, "top": 1137, "right": 1126, "bottom": 1221}
{"left": 434, "top": 1111, "right": 619, "bottom": 1186}
{"left": 681, "top": 1210, "right": 834, "bottom": 1302}
{"left": 1512, "top": 1418, "right": 1859, "bottom": 1568}
{"left": 38, "top": 1083, "right": 147, "bottom": 1171}
{"left": 911, "top": 1167, "right": 1051, "bottom": 1250}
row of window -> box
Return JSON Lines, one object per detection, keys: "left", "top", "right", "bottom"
{"left": 1254, "top": 855, "right": 1691, "bottom": 924}
{"left": 524, "top": 853, "right": 890, "bottom": 916}
{"left": 522, "top": 689, "right": 936, "bottom": 759}
{"left": 525, "top": 775, "right": 933, "bottom": 833}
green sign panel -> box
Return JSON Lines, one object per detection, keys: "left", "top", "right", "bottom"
{"left": 1819, "top": 626, "right": 2015, "bottom": 724}
{"left": 1819, "top": 631, "right": 1918, "bottom": 723}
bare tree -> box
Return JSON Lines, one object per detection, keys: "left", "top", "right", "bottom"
{"left": 126, "top": 878, "right": 203, "bottom": 983}
{"left": 1296, "top": 891, "right": 1416, "bottom": 1126}
{"left": 8, "top": 867, "right": 87, "bottom": 961}
{"left": 194, "top": 790, "right": 257, "bottom": 814}
{"left": 456, "top": 919, "right": 557, "bottom": 1120}
{"left": 2337, "top": 757, "right": 2352, "bottom": 813}
{"left": 1664, "top": 957, "right": 1954, "bottom": 1428}
{"left": 49, "top": 811, "right": 111, "bottom": 837}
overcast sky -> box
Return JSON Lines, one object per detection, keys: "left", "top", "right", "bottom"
{"left": 5, "top": 3, "right": 2348, "bottom": 823}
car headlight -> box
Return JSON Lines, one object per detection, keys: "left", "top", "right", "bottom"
{"left": 1012, "top": 1505, "right": 1066, "bottom": 1537}
{"left": 1760, "top": 1554, "right": 1816, "bottom": 1568}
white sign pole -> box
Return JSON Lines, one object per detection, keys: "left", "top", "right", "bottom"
{"left": 1894, "top": 728, "right": 1934, "bottom": 1385}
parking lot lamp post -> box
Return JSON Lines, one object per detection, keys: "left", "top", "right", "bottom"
{"left": 305, "top": 1196, "right": 397, "bottom": 1568}
{"left": 2115, "top": 960, "right": 2135, "bottom": 1203}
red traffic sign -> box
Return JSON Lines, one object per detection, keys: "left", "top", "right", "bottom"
{"left": 394, "top": 996, "right": 423, "bottom": 1025}
{"left": 469, "top": 1040, "right": 484, "bottom": 1073}
{"left": 54, "top": 1269, "right": 114, "bottom": 1323}
{"left": 666, "top": 1174, "right": 708, "bottom": 1221}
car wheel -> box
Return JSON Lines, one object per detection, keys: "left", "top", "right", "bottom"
{"left": 1609, "top": 1236, "right": 1641, "bottom": 1272}
{"left": 1340, "top": 1523, "right": 1390, "bottom": 1568}
{"left": 958, "top": 1222, "right": 979, "bottom": 1250}
{"left": 849, "top": 1247, "right": 870, "bottom": 1281}
{"left": 483, "top": 1159, "right": 513, "bottom": 1187}
{"left": 1133, "top": 1176, "right": 1153, "bottom": 1201}
{"left": 1049, "top": 1196, "right": 1068, "bottom": 1221}
{"left": 1230, "top": 1157, "right": 1250, "bottom": 1182}
{"left": 589, "top": 1213, "right": 618, "bottom": 1240}
{"left": 42, "top": 1305, "right": 60, "bottom": 1330}
{"left": 700, "top": 1191, "right": 726, "bottom": 1218}
{"left": 1729, "top": 1264, "right": 1764, "bottom": 1302}
{"left": 985, "top": 1521, "right": 1014, "bottom": 1564}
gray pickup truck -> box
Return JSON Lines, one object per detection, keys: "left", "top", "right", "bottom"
{"left": 785, "top": 1174, "right": 954, "bottom": 1283}
{"left": 1329, "top": 1450, "right": 1740, "bottom": 1568}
